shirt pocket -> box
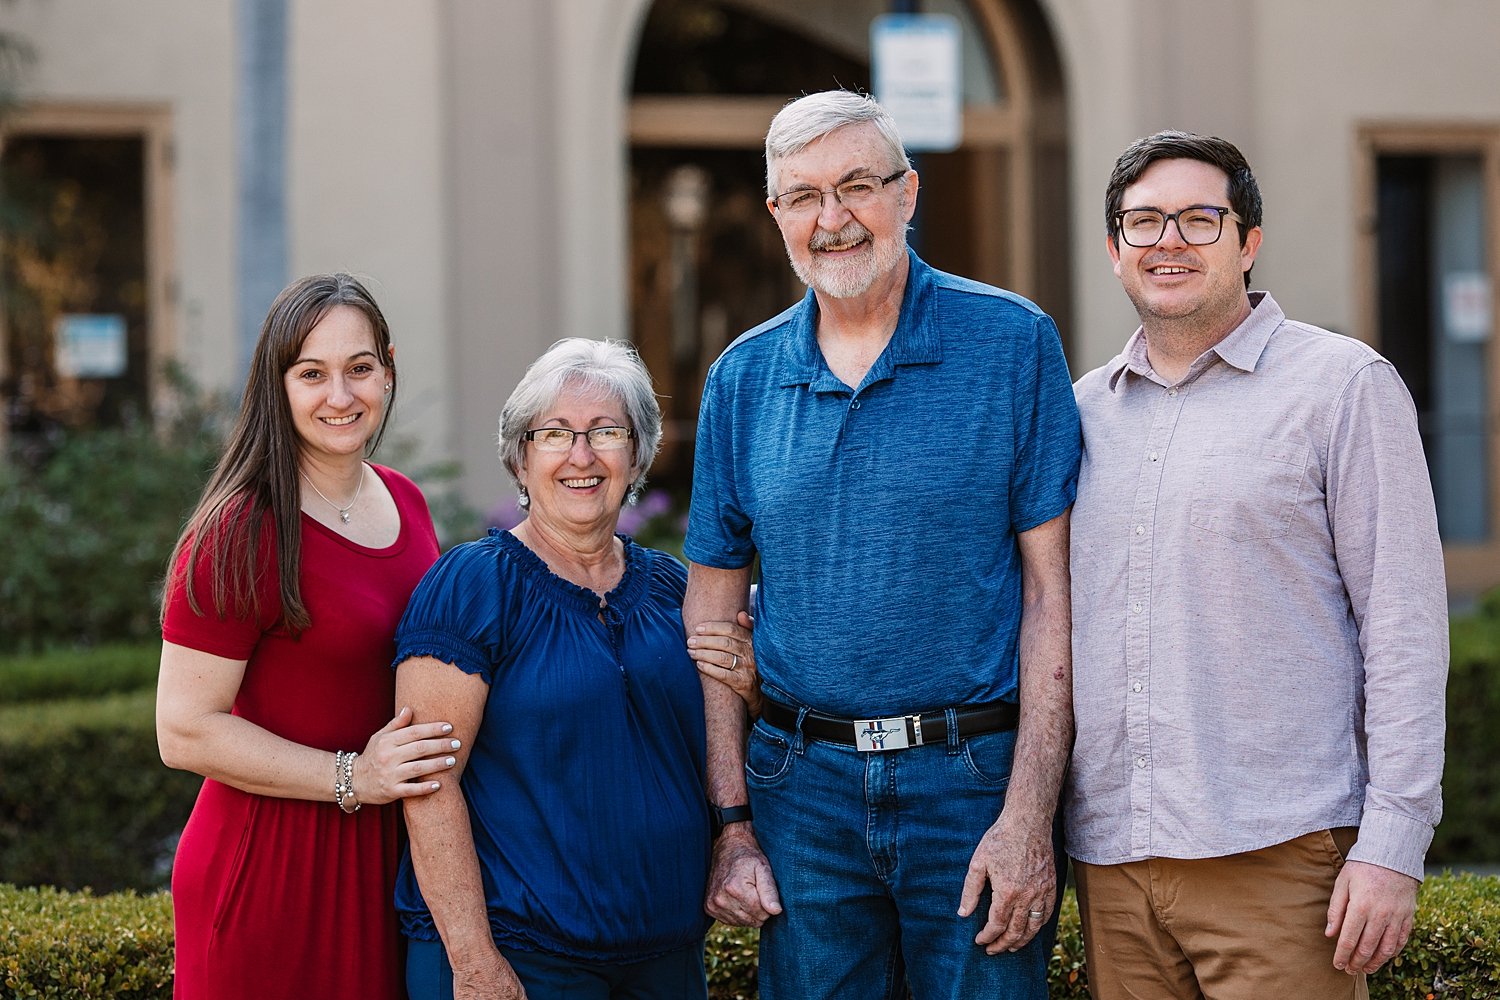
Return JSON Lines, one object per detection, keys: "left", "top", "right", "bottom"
{"left": 1189, "top": 441, "right": 1308, "bottom": 541}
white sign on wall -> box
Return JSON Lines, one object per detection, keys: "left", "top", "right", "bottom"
{"left": 55, "top": 313, "right": 128, "bottom": 378}
{"left": 1443, "top": 272, "right": 1492, "bottom": 344}
{"left": 871, "top": 13, "right": 963, "bottom": 153}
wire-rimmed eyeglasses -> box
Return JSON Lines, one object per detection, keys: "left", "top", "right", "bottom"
{"left": 771, "top": 170, "right": 908, "bottom": 217}
{"left": 523, "top": 426, "right": 634, "bottom": 452}
{"left": 1113, "top": 205, "right": 1242, "bottom": 247}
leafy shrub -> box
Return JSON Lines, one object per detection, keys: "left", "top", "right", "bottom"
{"left": 3, "top": 877, "right": 1495, "bottom": 998}
{"left": 1429, "top": 588, "right": 1500, "bottom": 866}
{"left": 0, "top": 884, "right": 173, "bottom": 999}
{"left": 0, "top": 368, "right": 481, "bottom": 654}
{"left": 0, "top": 369, "right": 226, "bottom": 654}
{"left": 0, "top": 641, "right": 158, "bottom": 703}
{"left": 0, "top": 690, "right": 200, "bottom": 892}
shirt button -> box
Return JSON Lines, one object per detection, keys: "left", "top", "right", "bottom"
{"left": 1132, "top": 602, "right": 1143, "bottom": 614}
{"left": 851, "top": 400, "right": 861, "bottom": 410}
{"left": 1132, "top": 681, "right": 1143, "bottom": 693}
{"left": 1135, "top": 756, "right": 1148, "bottom": 768}
{"left": 1150, "top": 452, "right": 1159, "bottom": 462}
{"left": 1135, "top": 525, "right": 1145, "bottom": 535}
{"left": 1168, "top": 388, "right": 1178, "bottom": 397}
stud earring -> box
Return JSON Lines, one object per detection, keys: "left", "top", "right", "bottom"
{"left": 384, "top": 383, "right": 392, "bottom": 392}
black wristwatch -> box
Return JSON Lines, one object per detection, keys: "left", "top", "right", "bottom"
{"left": 710, "top": 802, "right": 753, "bottom": 839}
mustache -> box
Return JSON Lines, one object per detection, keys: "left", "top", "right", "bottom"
{"left": 1142, "top": 252, "right": 1198, "bottom": 268}
{"left": 808, "top": 222, "right": 872, "bottom": 251}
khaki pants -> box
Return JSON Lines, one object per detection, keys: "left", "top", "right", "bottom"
{"left": 1074, "top": 829, "right": 1368, "bottom": 1000}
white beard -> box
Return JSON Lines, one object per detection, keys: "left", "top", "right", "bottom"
{"left": 789, "top": 223, "right": 909, "bottom": 300}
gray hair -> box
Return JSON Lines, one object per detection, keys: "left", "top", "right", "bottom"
{"left": 498, "top": 338, "right": 662, "bottom": 497}
{"left": 764, "top": 91, "right": 911, "bottom": 196}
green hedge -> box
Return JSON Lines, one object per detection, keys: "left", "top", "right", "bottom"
{"left": 3, "top": 876, "right": 1496, "bottom": 998}
{"left": 1431, "top": 588, "right": 1500, "bottom": 865}
{"left": 0, "top": 691, "right": 200, "bottom": 893}
{"left": 0, "top": 642, "right": 159, "bottom": 704}
{"left": 0, "top": 885, "right": 173, "bottom": 999}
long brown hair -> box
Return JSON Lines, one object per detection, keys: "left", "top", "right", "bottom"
{"left": 163, "top": 273, "right": 396, "bottom": 632}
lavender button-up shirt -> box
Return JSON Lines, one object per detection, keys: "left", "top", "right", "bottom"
{"left": 1066, "top": 292, "right": 1447, "bottom": 881}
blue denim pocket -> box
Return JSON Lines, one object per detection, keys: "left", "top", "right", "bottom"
{"left": 745, "top": 720, "right": 795, "bottom": 785}
{"left": 958, "top": 729, "right": 1017, "bottom": 787}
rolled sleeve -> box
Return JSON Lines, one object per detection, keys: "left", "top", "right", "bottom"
{"left": 1326, "top": 360, "right": 1448, "bottom": 880}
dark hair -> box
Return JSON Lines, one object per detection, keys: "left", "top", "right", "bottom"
{"left": 163, "top": 273, "right": 395, "bottom": 632}
{"left": 1105, "top": 130, "right": 1262, "bottom": 288}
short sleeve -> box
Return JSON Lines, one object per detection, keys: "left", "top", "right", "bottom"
{"left": 648, "top": 547, "right": 689, "bottom": 606}
{"left": 684, "top": 361, "right": 756, "bottom": 568}
{"left": 393, "top": 537, "right": 505, "bottom": 683}
{"left": 161, "top": 516, "right": 279, "bottom": 660}
{"left": 1009, "top": 312, "right": 1082, "bottom": 531}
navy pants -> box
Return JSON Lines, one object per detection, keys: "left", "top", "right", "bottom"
{"left": 405, "top": 937, "right": 708, "bottom": 1000}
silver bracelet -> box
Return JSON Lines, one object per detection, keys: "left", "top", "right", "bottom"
{"left": 334, "top": 750, "right": 361, "bottom": 813}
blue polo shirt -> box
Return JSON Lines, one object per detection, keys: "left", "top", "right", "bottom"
{"left": 685, "top": 250, "right": 1080, "bottom": 717}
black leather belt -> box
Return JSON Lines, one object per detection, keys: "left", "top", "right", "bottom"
{"left": 761, "top": 697, "right": 1019, "bottom": 752}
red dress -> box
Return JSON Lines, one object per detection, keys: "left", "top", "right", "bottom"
{"left": 162, "top": 466, "right": 440, "bottom": 1000}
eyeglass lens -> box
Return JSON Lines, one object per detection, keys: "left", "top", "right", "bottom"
{"left": 1117, "top": 207, "right": 1230, "bottom": 247}
{"left": 528, "top": 426, "right": 632, "bottom": 451}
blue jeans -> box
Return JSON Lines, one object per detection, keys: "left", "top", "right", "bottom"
{"left": 405, "top": 937, "right": 707, "bottom": 1000}
{"left": 746, "top": 705, "right": 1059, "bottom": 1000}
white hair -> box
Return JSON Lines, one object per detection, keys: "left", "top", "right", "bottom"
{"left": 498, "top": 338, "right": 663, "bottom": 496}
{"left": 764, "top": 91, "right": 911, "bottom": 196}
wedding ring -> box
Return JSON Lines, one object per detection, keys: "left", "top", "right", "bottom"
{"left": 730, "top": 654, "right": 740, "bottom": 672}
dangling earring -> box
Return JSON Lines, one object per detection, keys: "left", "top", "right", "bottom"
{"left": 625, "top": 484, "right": 642, "bottom": 506}
{"left": 517, "top": 486, "right": 530, "bottom": 510}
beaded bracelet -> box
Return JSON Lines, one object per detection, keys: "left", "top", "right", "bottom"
{"left": 334, "top": 749, "right": 362, "bottom": 813}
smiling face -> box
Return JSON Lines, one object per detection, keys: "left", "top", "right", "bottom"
{"left": 767, "top": 122, "right": 915, "bottom": 301}
{"left": 283, "top": 304, "right": 390, "bottom": 467}
{"left": 1108, "top": 157, "right": 1262, "bottom": 336}
{"left": 517, "top": 383, "right": 640, "bottom": 539}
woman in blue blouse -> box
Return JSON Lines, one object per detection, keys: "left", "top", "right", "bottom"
{"left": 394, "top": 338, "right": 755, "bottom": 1000}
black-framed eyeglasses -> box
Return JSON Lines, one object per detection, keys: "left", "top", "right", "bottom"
{"left": 523, "top": 426, "right": 634, "bottom": 452}
{"left": 1113, "top": 205, "right": 1242, "bottom": 247}
{"left": 771, "top": 170, "right": 908, "bottom": 217}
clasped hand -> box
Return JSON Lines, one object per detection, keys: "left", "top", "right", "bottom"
{"left": 353, "top": 705, "right": 459, "bottom": 805}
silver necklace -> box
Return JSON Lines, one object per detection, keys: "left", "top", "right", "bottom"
{"left": 302, "top": 465, "right": 365, "bottom": 524}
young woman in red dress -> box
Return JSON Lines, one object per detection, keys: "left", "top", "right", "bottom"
{"left": 157, "top": 273, "right": 457, "bottom": 999}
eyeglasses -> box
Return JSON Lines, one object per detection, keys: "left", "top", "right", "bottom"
{"left": 1113, "top": 205, "right": 1242, "bottom": 247}
{"left": 771, "top": 170, "right": 907, "bottom": 217}
{"left": 523, "top": 426, "right": 634, "bottom": 452}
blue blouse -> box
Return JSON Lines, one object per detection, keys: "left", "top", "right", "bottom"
{"left": 391, "top": 529, "right": 710, "bottom": 962}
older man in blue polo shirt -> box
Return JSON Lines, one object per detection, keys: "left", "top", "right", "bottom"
{"left": 682, "top": 90, "right": 1080, "bottom": 999}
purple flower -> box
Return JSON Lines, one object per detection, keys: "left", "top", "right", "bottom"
{"left": 617, "top": 488, "right": 672, "bottom": 535}
{"left": 485, "top": 496, "right": 526, "bottom": 531}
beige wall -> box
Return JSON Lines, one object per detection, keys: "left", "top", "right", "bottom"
{"left": 9, "top": 0, "right": 1500, "bottom": 556}
{"left": 1049, "top": 0, "right": 1500, "bottom": 371}
{"left": 6, "top": 0, "right": 454, "bottom": 482}
{"left": 5, "top": 0, "right": 236, "bottom": 387}
{"left": 288, "top": 0, "right": 450, "bottom": 469}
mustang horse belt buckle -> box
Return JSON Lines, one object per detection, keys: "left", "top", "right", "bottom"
{"left": 854, "top": 716, "right": 910, "bottom": 752}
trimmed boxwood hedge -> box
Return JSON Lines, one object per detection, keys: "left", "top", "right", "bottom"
{"left": 4, "top": 876, "right": 1496, "bottom": 998}
{"left": 0, "top": 691, "right": 201, "bottom": 893}
{"left": 0, "top": 642, "right": 160, "bottom": 704}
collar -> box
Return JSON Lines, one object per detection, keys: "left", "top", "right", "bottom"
{"left": 1106, "top": 290, "right": 1284, "bottom": 392}
{"left": 775, "top": 247, "right": 943, "bottom": 389}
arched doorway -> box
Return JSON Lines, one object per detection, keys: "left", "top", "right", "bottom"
{"left": 626, "top": 0, "right": 1069, "bottom": 486}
